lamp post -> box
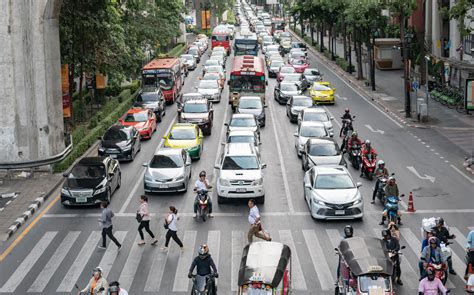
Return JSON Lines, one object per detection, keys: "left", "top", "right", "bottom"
{"left": 424, "top": 55, "right": 430, "bottom": 119}
{"left": 400, "top": 10, "right": 412, "bottom": 118}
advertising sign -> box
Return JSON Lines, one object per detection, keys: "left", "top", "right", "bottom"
{"left": 61, "top": 64, "right": 71, "bottom": 118}
{"left": 465, "top": 78, "right": 474, "bottom": 110}
{"left": 201, "top": 10, "right": 211, "bottom": 30}
{"left": 266, "top": 0, "right": 278, "bottom": 4}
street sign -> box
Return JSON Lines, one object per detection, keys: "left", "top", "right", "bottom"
{"left": 412, "top": 80, "right": 419, "bottom": 90}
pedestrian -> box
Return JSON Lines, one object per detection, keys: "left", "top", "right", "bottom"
{"left": 162, "top": 206, "right": 184, "bottom": 252}
{"left": 247, "top": 199, "right": 271, "bottom": 243}
{"left": 137, "top": 195, "right": 158, "bottom": 246}
{"left": 98, "top": 201, "right": 121, "bottom": 250}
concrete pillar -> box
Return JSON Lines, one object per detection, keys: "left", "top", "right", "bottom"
{"left": 449, "top": 0, "right": 461, "bottom": 58}
{"left": 0, "top": 0, "right": 65, "bottom": 164}
{"left": 432, "top": 0, "right": 441, "bottom": 56}
{"left": 425, "top": 0, "right": 432, "bottom": 45}
{"left": 178, "top": 0, "right": 187, "bottom": 44}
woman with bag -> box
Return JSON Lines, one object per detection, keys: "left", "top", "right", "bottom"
{"left": 136, "top": 195, "right": 158, "bottom": 246}
{"left": 162, "top": 206, "right": 184, "bottom": 252}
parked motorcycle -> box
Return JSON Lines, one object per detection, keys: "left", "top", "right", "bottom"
{"left": 190, "top": 273, "right": 217, "bottom": 295}
{"left": 361, "top": 154, "right": 377, "bottom": 180}
{"left": 349, "top": 144, "right": 362, "bottom": 170}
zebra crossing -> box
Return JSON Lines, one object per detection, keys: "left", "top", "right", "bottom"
{"left": 0, "top": 226, "right": 471, "bottom": 294}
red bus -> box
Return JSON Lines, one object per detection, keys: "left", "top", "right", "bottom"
{"left": 142, "top": 58, "right": 184, "bottom": 104}
{"left": 211, "top": 25, "right": 231, "bottom": 55}
{"left": 228, "top": 55, "right": 267, "bottom": 110}
{"left": 271, "top": 18, "right": 285, "bottom": 35}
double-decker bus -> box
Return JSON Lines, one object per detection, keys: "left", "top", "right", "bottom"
{"left": 271, "top": 18, "right": 285, "bottom": 35}
{"left": 228, "top": 55, "right": 267, "bottom": 110}
{"left": 234, "top": 31, "right": 259, "bottom": 56}
{"left": 211, "top": 25, "right": 231, "bottom": 55}
{"left": 142, "top": 58, "right": 183, "bottom": 104}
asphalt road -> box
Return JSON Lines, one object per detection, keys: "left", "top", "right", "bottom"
{"left": 0, "top": 32, "right": 473, "bottom": 295}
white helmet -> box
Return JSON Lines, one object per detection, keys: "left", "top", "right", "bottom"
{"left": 377, "top": 160, "right": 385, "bottom": 166}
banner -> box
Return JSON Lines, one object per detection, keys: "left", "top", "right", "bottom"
{"left": 466, "top": 78, "right": 474, "bottom": 110}
{"left": 61, "top": 64, "right": 71, "bottom": 118}
{"left": 201, "top": 10, "right": 211, "bottom": 30}
{"left": 96, "top": 73, "right": 106, "bottom": 90}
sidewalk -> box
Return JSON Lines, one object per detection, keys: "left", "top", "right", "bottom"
{"left": 303, "top": 30, "right": 474, "bottom": 157}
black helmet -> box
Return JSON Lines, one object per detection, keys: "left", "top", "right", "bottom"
{"left": 109, "top": 281, "right": 120, "bottom": 293}
{"left": 381, "top": 229, "right": 391, "bottom": 238}
{"left": 199, "top": 171, "right": 206, "bottom": 177}
{"left": 436, "top": 217, "right": 444, "bottom": 227}
{"left": 344, "top": 225, "right": 353, "bottom": 238}
{"left": 345, "top": 108, "right": 350, "bottom": 113}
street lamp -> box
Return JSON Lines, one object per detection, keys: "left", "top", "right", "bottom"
{"left": 424, "top": 55, "right": 430, "bottom": 119}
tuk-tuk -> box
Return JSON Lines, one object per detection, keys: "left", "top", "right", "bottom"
{"left": 335, "top": 237, "right": 394, "bottom": 295}
{"left": 238, "top": 242, "right": 291, "bottom": 294}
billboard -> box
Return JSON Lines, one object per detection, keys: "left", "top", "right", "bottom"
{"left": 201, "top": 10, "right": 211, "bottom": 30}
{"left": 61, "top": 64, "right": 71, "bottom": 118}
{"left": 465, "top": 78, "right": 474, "bottom": 110}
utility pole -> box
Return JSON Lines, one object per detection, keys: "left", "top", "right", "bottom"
{"left": 400, "top": 6, "right": 411, "bottom": 118}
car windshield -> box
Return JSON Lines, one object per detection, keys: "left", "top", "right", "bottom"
{"left": 300, "top": 125, "right": 326, "bottom": 137}
{"left": 149, "top": 154, "right": 183, "bottom": 168}
{"left": 291, "top": 59, "right": 306, "bottom": 65}
{"left": 203, "top": 73, "right": 219, "bottom": 81}
{"left": 228, "top": 135, "right": 255, "bottom": 144}
{"left": 158, "top": 77, "right": 174, "bottom": 90}
{"left": 293, "top": 97, "right": 313, "bottom": 107}
{"left": 231, "top": 117, "right": 256, "bottom": 127}
{"left": 206, "top": 60, "right": 220, "bottom": 66}
{"left": 283, "top": 75, "right": 300, "bottom": 82}
{"left": 222, "top": 156, "right": 259, "bottom": 170}
{"left": 359, "top": 275, "right": 391, "bottom": 293}
{"left": 103, "top": 129, "right": 129, "bottom": 141}
{"left": 315, "top": 174, "right": 354, "bottom": 189}
{"left": 207, "top": 66, "right": 223, "bottom": 73}
{"left": 240, "top": 99, "right": 262, "bottom": 109}
{"left": 304, "top": 112, "right": 328, "bottom": 122}
{"left": 188, "top": 48, "right": 199, "bottom": 55}
{"left": 304, "top": 69, "right": 320, "bottom": 76}
{"left": 292, "top": 42, "right": 305, "bottom": 48}
{"left": 70, "top": 164, "right": 105, "bottom": 179}
{"left": 137, "top": 92, "right": 159, "bottom": 102}
{"left": 181, "top": 55, "right": 193, "bottom": 60}
{"left": 281, "top": 84, "right": 298, "bottom": 91}
{"left": 263, "top": 36, "right": 272, "bottom": 42}
{"left": 169, "top": 128, "right": 196, "bottom": 140}
{"left": 309, "top": 143, "right": 338, "bottom": 156}
{"left": 124, "top": 112, "right": 147, "bottom": 122}
{"left": 199, "top": 81, "right": 218, "bottom": 89}
{"left": 280, "top": 67, "right": 295, "bottom": 73}
{"left": 183, "top": 103, "right": 208, "bottom": 113}
{"left": 271, "top": 61, "right": 284, "bottom": 67}
{"left": 312, "top": 84, "right": 331, "bottom": 91}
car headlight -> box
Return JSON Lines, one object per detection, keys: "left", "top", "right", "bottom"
{"left": 291, "top": 108, "right": 299, "bottom": 114}
{"left": 121, "top": 145, "right": 132, "bottom": 151}
{"left": 144, "top": 175, "right": 155, "bottom": 182}
{"left": 219, "top": 178, "right": 230, "bottom": 186}
{"left": 298, "top": 143, "right": 304, "bottom": 150}
{"left": 94, "top": 186, "right": 107, "bottom": 195}
{"left": 256, "top": 112, "right": 264, "bottom": 119}
{"left": 252, "top": 178, "right": 263, "bottom": 185}
{"left": 61, "top": 188, "right": 71, "bottom": 196}
{"left": 339, "top": 157, "right": 347, "bottom": 166}
{"left": 353, "top": 198, "right": 363, "bottom": 205}
{"left": 312, "top": 196, "right": 326, "bottom": 206}
{"left": 98, "top": 146, "right": 105, "bottom": 152}
{"left": 173, "top": 175, "right": 184, "bottom": 181}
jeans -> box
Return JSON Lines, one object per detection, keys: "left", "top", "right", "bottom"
{"left": 138, "top": 220, "right": 155, "bottom": 240}
{"left": 372, "top": 179, "right": 381, "bottom": 200}
{"left": 165, "top": 229, "right": 183, "bottom": 247}
{"left": 102, "top": 225, "right": 121, "bottom": 248}
{"left": 194, "top": 196, "right": 213, "bottom": 214}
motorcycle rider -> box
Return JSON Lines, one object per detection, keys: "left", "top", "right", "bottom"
{"left": 379, "top": 177, "right": 402, "bottom": 225}
{"left": 108, "top": 281, "right": 128, "bottom": 295}
{"left": 345, "top": 131, "right": 362, "bottom": 154}
{"left": 78, "top": 267, "right": 107, "bottom": 295}
{"left": 339, "top": 108, "right": 353, "bottom": 137}
{"left": 193, "top": 171, "right": 213, "bottom": 218}
{"left": 418, "top": 267, "right": 448, "bottom": 295}
{"left": 188, "top": 244, "right": 218, "bottom": 294}
{"left": 432, "top": 218, "right": 457, "bottom": 275}
{"left": 419, "top": 237, "right": 445, "bottom": 279}
{"left": 360, "top": 140, "right": 377, "bottom": 177}
{"left": 371, "top": 160, "right": 389, "bottom": 204}
{"left": 336, "top": 226, "right": 354, "bottom": 281}
{"left": 388, "top": 221, "right": 401, "bottom": 240}
{"left": 382, "top": 229, "right": 403, "bottom": 285}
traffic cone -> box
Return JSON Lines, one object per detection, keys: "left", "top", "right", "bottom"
{"left": 407, "top": 192, "right": 416, "bottom": 213}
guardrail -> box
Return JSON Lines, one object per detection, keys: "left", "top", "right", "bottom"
{"left": 0, "top": 134, "right": 73, "bottom": 169}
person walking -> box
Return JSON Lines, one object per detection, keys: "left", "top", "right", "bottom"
{"left": 247, "top": 199, "right": 271, "bottom": 243}
{"left": 162, "top": 206, "right": 184, "bottom": 252}
{"left": 98, "top": 201, "right": 121, "bottom": 250}
{"left": 137, "top": 195, "right": 158, "bottom": 246}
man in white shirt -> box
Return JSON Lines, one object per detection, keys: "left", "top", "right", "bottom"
{"left": 193, "top": 171, "right": 213, "bottom": 218}
{"left": 247, "top": 199, "right": 271, "bottom": 243}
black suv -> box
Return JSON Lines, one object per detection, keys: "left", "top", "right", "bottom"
{"left": 177, "top": 98, "right": 214, "bottom": 135}
{"left": 61, "top": 157, "right": 121, "bottom": 206}
{"left": 134, "top": 87, "right": 166, "bottom": 122}
{"left": 98, "top": 125, "right": 141, "bottom": 161}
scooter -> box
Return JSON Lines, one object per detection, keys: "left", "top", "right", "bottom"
{"left": 195, "top": 189, "right": 211, "bottom": 222}
{"left": 349, "top": 144, "right": 362, "bottom": 170}
{"left": 340, "top": 116, "right": 355, "bottom": 138}
{"left": 361, "top": 154, "right": 377, "bottom": 180}
{"left": 427, "top": 262, "right": 448, "bottom": 284}
{"left": 384, "top": 194, "right": 404, "bottom": 225}
{"left": 375, "top": 176, "right": 388, "bottom": 204}
{"left": 190, "top": 273, "right": 218, "bottom": 295}
{"left": 388, "top": 246, "right": 406, "bottom": 281}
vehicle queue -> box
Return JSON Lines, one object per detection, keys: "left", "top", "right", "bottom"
{"left": 59, "top": 0, "right": 474, "bottom": 294}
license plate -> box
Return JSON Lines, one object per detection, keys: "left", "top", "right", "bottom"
{"left": 110, "top": 154, "right": 117, "bottom": 158}
{"left": 335, "top": 210, "right": 345, "bottom": 215}
{"left": 76, "top": 197, "right": 87, "bottom": 203}
{"left": 159, "top": 184, "right": 168, "bottom": 189}
{"left": 236, "top": 188, "right": 246, "bottom": 192}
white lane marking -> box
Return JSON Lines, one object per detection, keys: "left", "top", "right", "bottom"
{"left": 231, "top": 231, "right": 244, "bottom": 292}
{"left": 302, "top": 229, "right": 334, "bottom": 290}
{"left": 279, "top": 230, "right": 308, "bottom": 290}
{"left": 118, "top": 233, "right": 145, "bottom": 291}
{"left": 365, "top": 124, "right": 385, "bottom": 135}
{"left": 406, "top": 166, "right": 436, "bottom": 183}
{"left": 100, "top": 231, "right": 127, "bottom": 279}
{"left": 268, "top": 97, "right": 295, "bottom": 213}
{"left": 119, "top": 114, "right": 178, "bottom": 213}
{"left": 57, "top": 231, "right": 101, "bottom": 292}
{"left": 450, "top": 164, "right": 474, "bottom": 184}
{"left": 27, "top": 232, "right": 79, "bottom": 293}
{"left": 0, "top": 232, "right": 57, "bottom": 293}
{"left": 326, "top": 229, "right": 342, "bottom": 249}
{"left": 144, "top": 235, "right": 168, "bottom": 292}
{"left": 449, "top": 227, "right": 467, "bottom": 249}
{"left": 207, "top": 230, "right": 220, "bottom": 268}
{"left": 173, "top": 230, "right": 197, "bottom": 292}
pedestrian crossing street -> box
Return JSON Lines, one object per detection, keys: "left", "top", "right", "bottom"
{"left": 1, "top": 226, "right": 472, "bottom": 294}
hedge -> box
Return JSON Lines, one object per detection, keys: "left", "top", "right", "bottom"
{"left": 167, "top": 43, "right": 186, "bottom": 58}
{"left": 335, "top": 57, "right": 355, "bottom": 73}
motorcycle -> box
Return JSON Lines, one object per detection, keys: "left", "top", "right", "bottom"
{"left": 426, "top": 262, "right": 448, "bottom": 284}
{"left": 361, "top": 154, "right": 377, "bottom": 180}
{"left": 75, "top": 285, "right": 105, "bottom": 295}
{"left": 384, "top": 195, "right": 404, "bottom": 225}
{"left": 375, "top": 177, "right": 388, "bottom": 204}
{"left": 190, "top": 273, "right": 217, "bottom": 295}
{"left": 195, "top": 189, "right": 211, "bottom": 222}
{"left": 340, "top": 116, "right": 355, "bottom": 138}
{"left": 388, "top": 246, "right": 405, "bottom": 282}
{"left": 349, "top": 144, "right": 362, "bottom": 170}
{"left": 341, "top": 129, "right": 353, "bottom": 152}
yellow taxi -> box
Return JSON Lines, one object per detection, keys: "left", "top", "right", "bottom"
{"left": 309, "top": 81, "right": 336, "bottom": 104}
{"left": 163, "top": 123, "right": 203, "bottom": 160}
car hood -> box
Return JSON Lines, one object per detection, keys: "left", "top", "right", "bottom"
{"left": 147, "top": 167, "right": 184, "bottom": 180}
{"left": 291, "top": 106, "right": 309, "bottom": 113}
{"left": 238, "top": 109, "right": 263, "bottom": 116}
{"left": 185, "top": 60, "right": 195, "bottom": 66}
{"left": 308, "top": 155, "right": 342, "bottom": 166}
{"left": 313, "top": 188, "right": 360, "bottom": 204}
{"left": 181, "top": 113, "right": 208, "bottom": 120}
{"left": 282, "top": 90, "right": 300, "bottom": 96}
{"left": 269, "top": 66, "right": 280, "bottom": 71}
{"left": 219, "top": 169, "right": 262, "bottom": 180}
{"left": 66, "top": 177, "right": 104, "bottom": 189}
{"left": 306, "top": 75, "right": 321, "bottom": 82}
{"left": 121, "top": 121, "right": 147, "bottom": 129}
{"left": 101, "top": 139, "right": 130, "bottom": 149}
{"left": 165, "top": 139, "right": 198, "bottom": 148}
{"left": 139, "top": 101, "right": 159, "bottom": 109}
{"left": 198, "top": 88, "right": 219, "bottom": 95}
{"left": 311, "top": 90, "right": 334, "bottom": 96}
{"left": 229, "top": 126, "right": 258, "bottom": 133}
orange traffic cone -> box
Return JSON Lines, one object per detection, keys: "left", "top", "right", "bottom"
{"left": 407, "top": 192, "right": 416, "bottom": 213}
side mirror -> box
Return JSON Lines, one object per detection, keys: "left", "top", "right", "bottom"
{"left": 224, "top": 123, "right": 229, "bottom": 126}
{"left": 330, "top": 116, "right": 334, "bottom": 120}
{"left": 261, "top": 163, "right": 267, "bottom": 169}
{"left": 352, "top": 115, "right": 356, "bottom": 119}
{"left": 265, "top": 81, "right": 268, "bottom": 86}
{"left": 293, "top": 132, "right": 298, "bottom": 137}
{"left": 356, "top": 182, "right": 362, "bottom": 188}
{"left": 304, "top": 182, "right": 312, "bottom": 189}
{"left": 177, "top": 108, "right": 182, "bottom": 113}
{"left": 62, "top": 172, "right": 69, "bottom": 177}
{"left": 401, "top": 245, "right": 406, "bottom": 250}
{"left": 214, "top": 165, "right": 220, "bottom": 169}
{"left": 185, "top": 160, "right": 191, "bottom": 166}
{"left": 333, "top": 88, "right": 336, "bottom": 91}
{"left": 108, "top": 172, "right": 115, "bottom": 177}
{"left": 142, "top": 162, "right": 149, "bottom": 167}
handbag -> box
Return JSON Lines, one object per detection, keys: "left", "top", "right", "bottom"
{"left": 164, "top": 214, "right": 173, "bottom": 230}
{"left": 136, "top": 212, "right": 143, "bottom": 223}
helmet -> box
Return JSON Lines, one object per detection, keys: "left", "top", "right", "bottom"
{"left": 344, "top": 225, "right": 353, "bottom": 238}
{"left": 109, "top": 281, "right": 120, "bottom": 293}
{"left": 388, "top": 176, "right": 395, "bottom": 182}
{"left": 364, "top": 139, "right": 371, "bottom": 146}
{"left": 381, "top": 229, "right": 391, "bottom": 238}
{"left": 436, "top": 217, "right": 444, "bottom": 227}
{"left": 199, "top": 171, "right": 206, "bottom": 177}
{"left": 344, "top": 108, "right": 350, "bottom": 113}
{"left": 198, "top": 244, "right": 209, "bottom": 256}
{"left": 428, "top": 236, "right": 439, "bottom": 245}
{"left": 92, "top": 267, "right": 103, "bottom": 276}
{"left": 351, "top": 131, "right": 358, "bottom": 138}
{"left": 377, "top": 160, "right": 385, "bottom": 167}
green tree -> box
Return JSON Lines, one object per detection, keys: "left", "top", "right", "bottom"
{"left": 450, "top": 0, "right": 474, "bottom": 60}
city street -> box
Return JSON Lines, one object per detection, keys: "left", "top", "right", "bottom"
{"left": 1, "top": 29, "right": 473, "bottom": 295}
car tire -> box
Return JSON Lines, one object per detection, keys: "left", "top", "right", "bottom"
{"left": 257, "top": 195, "right": 265, "bottom": 204}
{"left": 130, "top": 149, "right": 135, "bottom": 161}
{"left": 217, "top": 194, "right": 226, "bottom": 204}
{"left": 117, "top": 173, "right": 121, "bottom": 189}
{"left": 157, "top": 113, "right": 162, "bottom": 122}
{"left": 106, "top": 189, "right": 111, "bottom": 203}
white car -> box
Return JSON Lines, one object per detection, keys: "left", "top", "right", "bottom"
{"left": 225, "top": 114, "right": 260, "bottom": 139}
{"left": 297, "top": 108, "right": 334, "bottom": 136}
{"left": 215, "top": 143, "right": 266, "bottom": 204}
{"left": 301, "top": 138, "right": 345, "bottom": 171}
{"left": 225, "top": 130, "right": 261, "bottom": 152}
{"left": 294, "top": 121, "right": 331, "bottom": 156}
{"left": 204, "top": 60, "right": 223, "bottom": 74}
{"left": 303, "top": 166, "right": 363, "bottom": 220}
{"left": 197, "top": 80, "right": 221, "bottom": 102}
{"left": 180, "top": 54, "right": 197, "bottom": 70}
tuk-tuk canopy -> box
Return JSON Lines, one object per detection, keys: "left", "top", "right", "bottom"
{"left": 238, "top": 242, "right": 291, "bottom": 287}
{"left": 338, "top": 237, "right": 393, "bottom": 276}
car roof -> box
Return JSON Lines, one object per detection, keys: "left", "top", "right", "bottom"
{"left": 280, "top": 82, "right": 298, "bottom": 86}
{"left": 284, "top": 73, "right": 301, "bottom": 78}
{"left": 183, "top": 92, "right": 203, "bottom": 97}
{"left": 293, "top": 95, "right": 311, "bottom": 100}
{"left": 155, "top": 148, "right": 183, "bottom": 156}
{"left": 107, "top": 125, "right": 133, "bottom": 132}
{"left": 184, "top": 98, "right": 207, "bottom": 104}
{"left": 126, "top": 108, "right": 148, "bottom": 114}
{"left": 240, "top": 96, "right": 261, "bottom": 100}
{"left": 78, "top": 157, "right": 108, "bottom": 166}
{"left": 308, "top": 138, "right": 336, "bottom": 145}
{"left": 300, "top": 121, "right": 326, "bottom": 127}
{"left": 224, "top": 143, "right": 256, "bottom": 156}
{"left": 315, "top": 81, "right": 331, "bottom": 86}
{"left": 314, "top": 166, "right": 348, "bottom": 175}
{"left": 232, "top": 113, "right": 255, "bottom": 119}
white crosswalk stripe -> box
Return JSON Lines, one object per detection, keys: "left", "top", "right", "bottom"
{"left": 144, "top": 235, "right": 168, "bottom": 292}
{"left": 231, "top": 231, "right": 245, "bottom": 292}
{"left": 100, "top": 231, "right": 127, "bottom": 280}
{"left": 302, "top": 229, "right": 334, "bottom": 290}
{"left": 118, "top": 233, "right": 145, "bottom": 291}
{"left": 173, "top": 230, "right": 197, "bottom": 292}
{"left": 28, "top": 231, "right": 80, "bottom": 293}
{"left": 278, "top": 230, "right": 307, "bottom": 290}
{"left": 57, "top": 231, "right": 101, "bottom": 292}
{"left": 0, "top": 231, "right": 57, "bottom": 293}
{"left": 450, "top": 227, "right": 468, "bottom": 248}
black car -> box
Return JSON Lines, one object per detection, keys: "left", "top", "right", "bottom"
{"left": 134, "top": 87, "right": 166, "bottom": 122}
{"left": 98, "top": 125, "right": 141, "bottom": 161}
{"left": 286, "top": 95, "right": 313, "bottom": 123}
{"left": 61, "top": 157, "right": 121, "bottom": 206}
{"left": 177, "top": 98, "right": 214, "bottom": 135}
{"left": 274, "top": 82, "right": 302, "bottom": 104}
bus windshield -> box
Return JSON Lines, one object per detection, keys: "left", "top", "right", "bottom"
{"left": 230, "top": 75, "right": 265, "bottom": 93}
